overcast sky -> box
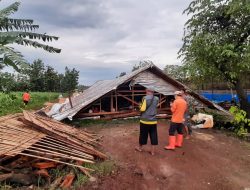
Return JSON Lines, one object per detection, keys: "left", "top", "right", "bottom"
{"left": 2, "top": 0, "right": 192, "bottom": 85}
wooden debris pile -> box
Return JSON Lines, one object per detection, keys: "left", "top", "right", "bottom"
{"left": 0, "top": 111, "right": 106, "bottom": 188}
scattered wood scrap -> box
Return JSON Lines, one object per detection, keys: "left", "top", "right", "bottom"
{"left": 0, "top": 111, "right": 107, "bottom": 188}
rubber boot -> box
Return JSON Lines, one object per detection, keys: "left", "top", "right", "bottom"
{"left": 175, "top": 134, "right": 183, "bottom": 148}
{"left": 164, "top": 136, "right": 176, "bottom": 150}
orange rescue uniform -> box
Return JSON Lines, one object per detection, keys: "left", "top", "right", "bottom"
{"left": 22, "top": 92, "right": 30, "bottom": 102}
{"left": 171, "top": 96, "right": 187, "bottom": 123}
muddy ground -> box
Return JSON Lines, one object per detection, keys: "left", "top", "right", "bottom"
{"left": 82, "top": 120, "right": 250, "bottom": 190}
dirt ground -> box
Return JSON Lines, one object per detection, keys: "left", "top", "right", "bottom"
{"left": 83, "top": 120, "right": 250, "bottom": 190}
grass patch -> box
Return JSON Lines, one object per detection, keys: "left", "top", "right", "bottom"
{"left": 0, "top": 92, "right": 59, "bottom": 116}
{"left": 84, "top": 160, "right": 116, "bottom": 176}
{"left": 44, "top": 161, "right": 116, "bottom": 189}
{"left": 72, "top": 171, "right": 89, "bottom": 189}
{"left": 0, "top": 182, "right": 12, "bottom": 190}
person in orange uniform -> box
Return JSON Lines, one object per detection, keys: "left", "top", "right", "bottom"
{"left": 165, "top": 91, "right": 187, "bottom": 150}
{"left": 135, "top": 88, "right": 159, "bottom": 155}
{"left": 22, "top": 91, "right": 31, "bottom": 105}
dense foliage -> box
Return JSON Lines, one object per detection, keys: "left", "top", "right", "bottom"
{"left": 0, "top": 59, "right": 79, "bottom": 92}
{"left": 164, "top": 64, "right": 250, "bottom": 90}
{"left": 179, "top": 0, "right": 250, "bottom": 117}
{"left": 229, "top": 106, "right": 250, "bottom": 137}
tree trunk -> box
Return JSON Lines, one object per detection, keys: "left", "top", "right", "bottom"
{"left": 235, "top": 80, "right": 250, "bottom": 118}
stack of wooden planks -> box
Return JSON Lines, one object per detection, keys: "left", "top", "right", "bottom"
{"left": 0, "top": 111, "right": 107, "bottom": 188}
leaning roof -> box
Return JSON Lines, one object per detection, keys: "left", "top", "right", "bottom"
{"left": 52, "top": 63, "right": 226, "bottom": 121}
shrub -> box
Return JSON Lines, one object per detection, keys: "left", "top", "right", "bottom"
{"left": 229, "top": 106, "right": 250, "bottom": 138}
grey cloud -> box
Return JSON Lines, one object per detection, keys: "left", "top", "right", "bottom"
{"left": 3, "top": 0, "right": 192, "bottom": 85}
{"left": 17, "top": 0, "right": 109, "bottom": 29}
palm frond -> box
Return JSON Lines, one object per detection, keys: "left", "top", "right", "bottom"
{"left": 15, "top": 38, "right": 61, "bottom": 53}
{"left": 0, "top": 2, "right": 20, "bottom": 18}
{"left": 1, "top": 31, "right": 59, "bottom": 41}
{"left": 0, "top": 18, "right": 37, "bottom": 31}
{"left": 8, "top": 18, "right": 33, "bottom": 25}
{"left": 0, "top": 45, "right": 28, "bottom": 71}
{"left": 0, "top": 31, "right": 59, "bottom": 42}
{"left": 0, "top": 32, "right": 17, "bottom": 45}
{"left": 0, "top": 22, "right": 39, "bottom": 31}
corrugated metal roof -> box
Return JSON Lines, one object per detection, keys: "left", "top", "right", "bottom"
{"left": 52, "top": 63, "right": 229, "bottom": 121}
{"left": 52, "top": 63, "right": 154, "bottom": 120}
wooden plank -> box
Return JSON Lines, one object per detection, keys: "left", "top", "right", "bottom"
{"left": 25, "top": 147, "right": 94, "bottom": 163}
{"left": 23, "top": 111, "right": 107, "bottom": 159}
{"left": 36, "top": 140, "right": 94, "bottom": 160}
{"left": 116, "top": 93, "right": 139, "bottom": 106}
{"left": 75, "top": 111, "right": 123, "bottom": 117}
{"left": 104, "top": 111, "right": 140, "bottom": 120}
{"left": 32, "top": 143, "right": 94, "bottom": 160}
{"left": 18, "top": 152, "right": 94, "bottom": 171}
{"left": 0, "top": 133, "right": 45, "bottom": 156}
{"left": 42, "top": 136, "right": 100, "bottom": 157}
{"left": 158, "top": 97, "right": 166, "bottom": 107}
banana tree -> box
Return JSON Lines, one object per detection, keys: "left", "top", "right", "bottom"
{"left": 0, "top": 1, "right": 61, "bottom": 70}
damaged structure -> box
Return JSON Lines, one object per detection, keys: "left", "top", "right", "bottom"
{"left": 0, "top": 111, "right": 106, "bottom": 187}
{"left": 48, "top": 63, "right": 226, "bottom": 121}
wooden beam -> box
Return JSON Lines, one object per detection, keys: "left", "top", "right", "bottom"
{"left": 76, "top": 111, "right": 122, "bottom": 117}
{"left": 68, "top": 93, "right": 73, "bottom": 108}
{"left": 116, "top": 92, "right": 139, "bottom": 106}
{"left": 158, "top": 97, "right": 166, "bottom": 107}
{"left": 117, "top": 90, "right": 146, "bottom": 93}
{"left": 117, "top": 93, "right": 160, "bottom": 96}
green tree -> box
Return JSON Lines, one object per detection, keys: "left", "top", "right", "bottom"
{"left": 15, "top": 72, "right": 29, "bottom": 91}
{"left": 0, "top": 1, "right": 60, "bottom": 70}
{"left": 28, "top": 59, "right": 45, "bottom": 91}
{"left": 44, "top": 66, "right": 58, "bottom": 92}
{"left": 164, "top": 65, "right": 188, "bottom": 83}
{"left": 0, "top": 71, "right": 16, "bottom": 92}
{"left": 61, "top": 67, "right": 79, "bottom": 93}
{"left": 179, "top": 0, "right": 250, "bottom": 117}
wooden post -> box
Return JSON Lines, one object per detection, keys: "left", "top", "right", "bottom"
{"left": 115, "top": 90, "right": 118, "bottom": 111}
{"left": 68, "top": 92, "right": 73, "bottom": 108}
{"left": 159, "top": 94, "right": 162, "bottom": 109}
{"left": 100, "top": 98, "right": 102, "bottom": 112}
{"left": 132, "top": 86, "right": 134, "bottom": 110}
{"left": 110, "top": 92, "right": 113, "bottom": 112}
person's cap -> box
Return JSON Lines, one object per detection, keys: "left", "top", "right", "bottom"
{"left": 174, "top": 91, "right": 183, "bottom": 96}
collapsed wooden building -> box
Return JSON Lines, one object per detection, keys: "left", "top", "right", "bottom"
{"left": 0, "top": 111, "right": 106, "bottom": 187}
{"left": 51, "top": 63, "right": 226, "bottom": 121}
